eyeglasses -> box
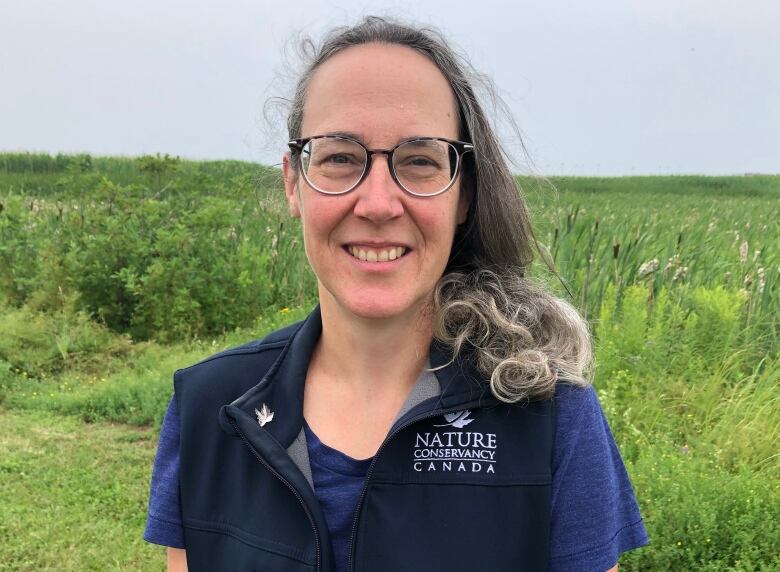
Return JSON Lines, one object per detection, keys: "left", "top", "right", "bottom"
{"left": 288, "top": 135, "right": 474, "bottom": 197}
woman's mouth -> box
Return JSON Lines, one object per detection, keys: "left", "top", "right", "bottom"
{"left": 345, "top": 245, "right": 408, "bottom": 262}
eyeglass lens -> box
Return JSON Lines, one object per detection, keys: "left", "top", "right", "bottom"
{"left": 301, "top": 137, "right": 458, "bottom": 195}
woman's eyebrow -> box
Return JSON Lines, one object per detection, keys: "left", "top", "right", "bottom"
{"left": 401, "top": 138, "right": 440, "bottom": 147}
{"left": 318, "top": 131, "right": 432, "bottom": 146}
{"left": 321, "top": 130, "right": 364, "bottom": 141}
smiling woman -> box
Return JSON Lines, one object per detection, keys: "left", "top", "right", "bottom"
{"left": 144, "top": 16, "right": 648, "bottom": 572}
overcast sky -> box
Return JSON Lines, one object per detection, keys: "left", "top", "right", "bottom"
{"left": 1, "top": 0, "right": 778, "bottom": 175}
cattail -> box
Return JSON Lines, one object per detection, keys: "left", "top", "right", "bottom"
{"left": 673, "top": 267, "right": 688, "bottom": 281}
{"left": 664, "top": 254, "right": 680, "bottom": 273}
{"left": 757, "top": 268, "right": 766, "bottom": 293}
{"left": 638, "top": 258, "right": 659, "bottom": 279}
{"left": 739, "top": 241, "right": 748, "bottom": 264}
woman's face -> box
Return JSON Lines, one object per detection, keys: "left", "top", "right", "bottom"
{"left": 283, "top": 42, "right": 470, "bottom": 322}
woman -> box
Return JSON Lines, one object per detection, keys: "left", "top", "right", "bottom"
{"left": 144, "top": 16, "right": 648, "bottom": 572}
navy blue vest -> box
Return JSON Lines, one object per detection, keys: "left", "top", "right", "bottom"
{"left": 175, "top": 307, "right": 553, "bottom": 571}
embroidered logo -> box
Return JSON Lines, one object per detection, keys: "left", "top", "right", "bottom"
{"left": 413, "top": 410, "right": 497, "bottom": 475}
{"left": 255, "top": 403, "right": 274, "bottom": 427}
{"left": 434, "top": 410, "right": 474, "bottom": 429}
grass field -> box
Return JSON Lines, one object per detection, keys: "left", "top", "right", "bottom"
{"left": 0, "top": 409, "right": 161, "bottom": 570}
{"left": 1, "top": 152, "right": 778, "bottom": 570}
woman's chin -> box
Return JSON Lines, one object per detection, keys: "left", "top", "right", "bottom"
{"left": 343, "top": 299, "right": 412, "bottom": 321}
{"left": 321, "top": 288, "right": 429, "bottom": 322}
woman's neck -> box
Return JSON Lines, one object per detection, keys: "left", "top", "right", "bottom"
{"left": 313, "top": 295, "right": 433, "bottom": 397}
{"left": 302, "top": 293, "right": 434, "bottom": 458}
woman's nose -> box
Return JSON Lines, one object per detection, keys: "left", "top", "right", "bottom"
{"left": 352, "top": 155, "right": 405, "bottom": 222}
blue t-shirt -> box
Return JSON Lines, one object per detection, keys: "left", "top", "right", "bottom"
{"left": 303, "top": 421, "right": 371, "bottom": 572}
{"left": 144, "top": 384, "right": 648, "bottom": 571}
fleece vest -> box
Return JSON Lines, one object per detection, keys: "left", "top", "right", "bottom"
{"left": 174, "top": 307, "right": 554, "bottom": 571}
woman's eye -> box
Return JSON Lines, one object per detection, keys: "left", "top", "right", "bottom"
{"left": 322, "top": 154, "right": 357, "bottom": 165}
{"left": 404, "top": 156, "right": 438, "bottom": 168}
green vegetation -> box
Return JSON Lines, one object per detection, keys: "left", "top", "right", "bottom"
{"left": 0, "top": 409, "right": 160, "bottom": 570}
{"left": 1, "top": 152, "right": 778, "bottom": 570}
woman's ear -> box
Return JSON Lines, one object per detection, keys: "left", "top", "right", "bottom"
{"left": 457, "top": 183, "right": 472, "bottom": 225}
{"left": 282, "top": 153, "right": 301, "bottom": 218}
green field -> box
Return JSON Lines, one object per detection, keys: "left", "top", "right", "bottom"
{"left": 1, "top": 152, "right": 778, "bottom": 570}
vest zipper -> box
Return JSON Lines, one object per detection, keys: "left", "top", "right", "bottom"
{"left": 230, "top": 419, "right": 322, "bottom": 572}
{"left": 346, "top": 406, "right": 473, "bottom": 572}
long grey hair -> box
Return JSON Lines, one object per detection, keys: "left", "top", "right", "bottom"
{"left": 284, "top": 16, "right": 592, "bottom": 402}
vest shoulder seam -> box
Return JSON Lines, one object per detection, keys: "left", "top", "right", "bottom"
{"left": 176, "top": 338, "right": 298, "bottom": 374}
{"left": 174, "top": 322, "right": 305, "bottom": 375}
{"left": 173, "top": 340, "right": 289, "bottom": 377}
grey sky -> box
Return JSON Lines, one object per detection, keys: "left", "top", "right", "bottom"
{"left": 1, "top": 0, "right": 778, "bottom": 175}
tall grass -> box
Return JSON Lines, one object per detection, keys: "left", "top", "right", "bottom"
{"left": 2, "top": 156, "right": 778, "bottom": 347}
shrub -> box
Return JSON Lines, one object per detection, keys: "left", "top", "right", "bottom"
{"left": 621, "top": 445, "right": 780, "bottom": 571}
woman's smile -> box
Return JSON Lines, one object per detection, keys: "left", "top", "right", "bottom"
{"left": 344, "top": 244, "right": 410, "bottom": 263}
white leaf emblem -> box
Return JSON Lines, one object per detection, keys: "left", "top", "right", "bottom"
{"left": 434, "top": 410, "right": 474, "bottom": 429}
{"left": 255, "top": 403, "right": 274, "bottom": 427}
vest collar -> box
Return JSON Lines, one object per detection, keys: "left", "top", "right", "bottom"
{"left": 221, "top": 306, "right": 493, "bottom": 449}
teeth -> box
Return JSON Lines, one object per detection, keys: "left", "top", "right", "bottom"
{"left": 347, "top": 246, "right": 406, "bottom": 262}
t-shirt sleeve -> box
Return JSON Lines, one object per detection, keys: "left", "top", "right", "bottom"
{"left": 549, "top": 384, "right": 649, "bottom": 571}
{"left": 143, "top": 395, "right": 186, "bottom": 548}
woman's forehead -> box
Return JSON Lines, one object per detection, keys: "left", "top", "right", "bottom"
{"left": 301, "top": 42, "right": 459, "bottom": 141}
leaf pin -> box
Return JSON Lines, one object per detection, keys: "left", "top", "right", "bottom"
{"left": 255, "top": 403, "right": 274, "bottom": 427}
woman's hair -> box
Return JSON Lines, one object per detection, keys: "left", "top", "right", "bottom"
{"left": 284, "top": 16, "right": 592, "bottom": 402}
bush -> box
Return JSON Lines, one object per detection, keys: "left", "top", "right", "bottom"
{"left": 0, "top": 303, "right": 132, "bottom": 378}
{"left": 621, "top": 445, "right": 780, "bottom": 571}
